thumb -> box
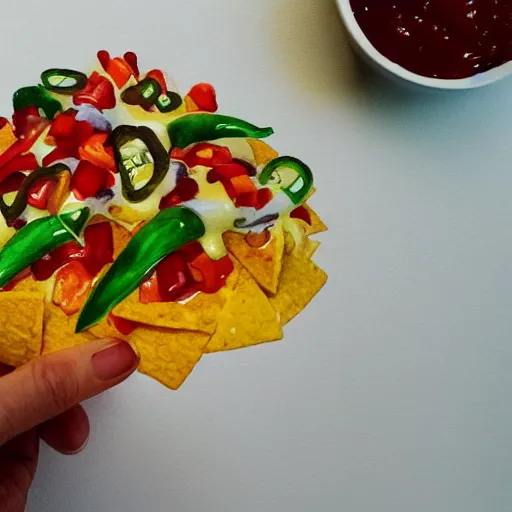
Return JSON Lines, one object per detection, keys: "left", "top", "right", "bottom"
{"left": 0, "top": 339, "right": 138, "bottom": 446}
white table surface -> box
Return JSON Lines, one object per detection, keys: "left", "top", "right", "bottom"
{"left": 2, "top": 0, "right": 511, "bottom": 510}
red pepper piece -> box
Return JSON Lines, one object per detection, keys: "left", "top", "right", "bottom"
{"left": 27, "top": 177, "right": 54, "bottom": 210}
{"left": 73, "top": 72, "right": 116, "bottom": 111}
{"left": 42, "top": 147, "right": 72, "bottom": 166}
{"left": 146, "top": 70, "right": 167, "bottom": 94}
{"left": 290, "top": 205, "right": 312, "bottom": 225}
{"left": 156, "top": 252, "right": 195, "bottom": 301}
{"left": 106, "top": 58, "right": 133, "bottom": 89}
{"left": 170, "top": 148, "right": 186, "bottom": 161}
{"left": 189, "top": 252, "right": 234, "bottom": 293}
{"left": 48, "top": 110, "right": 77, "bottom": 140}
{"left": 187, "top": 83, "right": 218, "bottom": 112}
{"left": 71, "top": 160, "right": 113, "bottom": 200}
{"left": 180, "top": 143, "right": 232, "bottom": 169}
{"left": 12, "top": 106, "right": 50, "bottom": 139}
{"left": 78, "top": 133, "right": 116, "bottom": 171}
{"left": 0, "top": 172, "right": 25, "bottom": 195}
{"left": 97, "top": 50, "right": 111, "bottom": 71}
{"left": 82, "top": 222, "right": 114, "bottom": 276}
{"left": 255, "top": 187, "right": 273, "bottom": 210}
{"left": 178, "top": 241, "right": 204, "bottom": 262}
{"left": 0, "top": 153, "right": 38, "bottom": 184}
{"left": 108, "top": 312, "right": 137, "bottom": 335}
{"left": 31, "top": 241, "right": 84, "bottom": 281}
{"left": 221, "top": 174, "right": 258, "bottom": 205}
{"left": 159, "top": 177, "right": 199, "bottom": 209}
{"left": 123, "top": 52, "right": 140, "bottom": 78}
{"left": 140, "top": 272, "right": 163, "bottom": 304}
{"left": 53, "top": 261, "right": 93, "bottom": 316}
{"left": 207, "top": 162, "right": 249, "bottom": 183}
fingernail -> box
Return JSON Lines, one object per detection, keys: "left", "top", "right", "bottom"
{"left": 92, "top": 340, "right": 138, "bottom": 381}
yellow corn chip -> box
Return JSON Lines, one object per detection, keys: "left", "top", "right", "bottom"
{"left": 0, "top": 291, "right": 44, "bottom": 367}
{"left": 42, "top": 303, "right": 96, "bottom": 355}
{"left": 303, "top": 204, "right": 328, "bottom": 235}
{"left": 270, "top": 252, "right": 327, "bottom": 326}
{"left": 284, "top": 231, "right": 320, "bottom": 260}
{"left": 223, "top": 222, "right": 284, "bottom": 294}
{"left": 206, "top": 267, "right": 282, "bottom": 353}
{"left": 111, "top": 222, "right": 132, "bottom": 258}
{"left": 247, "top": 139, "right": 279, "bottom": 166}
{"left": 131, "top": 326, "right": 210, "bottom": 390}
{"left": 0, "top": 122, "right": 16, "bottom": 155}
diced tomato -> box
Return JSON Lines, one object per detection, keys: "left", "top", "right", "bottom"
{"left": 189, "top": 252, "right": 234, "bottom": 294}
{"left": 73, "top": 72, "right": 116, "bottom": 111}
{"left": 187, "top": 83, "right": 218, "bottom": 113}
{"left": 179, "top": 143, "right": 232, "bottom": 169}
{"left": 290, "top": 205, "right": 312, "bottom": 225}
{"left": 78, "top": 133, "right": 116, "bottom": 171}
{"left": 0, "top": 172, "right": 25, "bottom": 195}
{"left": 255, "top": 188, "right": 273, "bottom": 210}
{"left": 97, "top": 50, "right": 111, "bottom": 71}
{"left": 221, "top": 174, "right": 258, "bottom": 206}
{"left": 178, "top": 241, "right": 204, "bottom": 262}
{"left": 140, "top": 272, "right": 163, "bottom": 304}
{"left": 27, "top": 177, "right": 55, "bottom": 210}
{"left": 0, "top": 133, "right": 45, "bottom": 182}
{"left": 106, "top": 58, "right": 133, "bottom": 89}
{"left": 159, "top": 177, "right": 199, "bottom": 209}
{"left": 71, "top": 160, "right": 113, "bottom": 200}
{"left": 31, "top": 241, "right": 84, "bottom": 281}
{"left": 0, "top": 153, "right": 38, "bottom": 185}
{"left": 108, "top": 313, "right": 137, "bottom": 336}
{"left": 42, "top": 147, "right": 72, "bottom": 166}
{"left": 12, "top": 106, "right": 50, "bottom": 139}
{"left": 146, "top": 69, "right": 167, "bottom": 94}
{"left": 156, "top": 252, "right": 195, "bottom": 301}
{"left": 48, "top": 110, "right": 77, "bottom": 140}
{"left": 53, "top": 261, "right": 92, "bottom": 316}
{"left": 207, "top": 162, "right": 248, "bottom": 183}
{"left": 123, "top": 52, "right": 140, "bottom": 78}
{"left": 82, "top": 222, "right": 114, "bottom": 275}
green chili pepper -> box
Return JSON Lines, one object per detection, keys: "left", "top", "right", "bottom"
{"left": 0, "top": 164, "right": 71, "bottom": 224}
{"left": 0, "top": 207, "right": 90, "bottom": 289}
{"left": 156, "top": 91, "right": 183, "bottom": 113}
{"left": 13, "top": 85, "right": 62, "bottom": 120}
{"left": 76, "top": 206, "right": 206, "bottom": 332}
{"left": 167, "top": 113, "right": 274, "bottom": 149}
{"left": 258, "top": 156, "right": 313, "bottom": 205}
{"left": 41, "top": 68, "right": 88, "bottom": 94}
{"left": 121, "top": 78, "right": 162, "bottom": 110}
{"left": 109, "top": 125, "right": 170, "bottom": 203}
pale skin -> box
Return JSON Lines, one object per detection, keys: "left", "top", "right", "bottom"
{"left": 0, "top": 339, "right": 139, "bottom": 512}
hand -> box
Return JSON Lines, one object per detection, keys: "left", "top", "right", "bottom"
{"left": 0, "top": 339, "right": 138, "bottom": 512}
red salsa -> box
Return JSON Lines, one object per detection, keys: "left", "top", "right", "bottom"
{"left": 351, "top": 0, "right": 512, "bottom": 79}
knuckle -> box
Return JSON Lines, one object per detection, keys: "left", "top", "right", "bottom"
{"left": 31, "top": 358, "right": 80, "bottom": 411}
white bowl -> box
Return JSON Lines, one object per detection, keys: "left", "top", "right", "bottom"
{"left": 336, "top": 0, "right": 512, "bottom": 90}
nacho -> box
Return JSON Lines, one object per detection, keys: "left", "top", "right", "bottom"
{"left": 0, "top": 50, "right": 328, "bottom": 390}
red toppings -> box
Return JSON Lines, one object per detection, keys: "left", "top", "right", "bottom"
{"left": 71, "top": 160, "right": 115, "bottom": 200}
{"left": 73, "top": 72, "right": 116, "bottom": 111}
{"left": 171, "top": 142, "right": 232, "bottom": 169}
{"left": 187, "top": 83, "right": 218, "bottom": 112}
{"left": 0, "top": 153, "right": 38, "bottom": 184}
{"left": 27, "top": 177, "right": 54, "bottom": 210}
{"left": 53, "top": 261, "right": 93, "bottom": 316}
{"left": 108, "top": 313, "right": 138, "bottom": 335}
{"left": 123, "top": 52, "right": 140, "bottom": 78}
{"left": 290, "top": 205, "right": 312, "bottom": 225}
{"left": 159, "top": 177, "right": 199, "bottom": 209}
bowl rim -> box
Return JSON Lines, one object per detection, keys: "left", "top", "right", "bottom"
{"left": 336, "top": 0, "right": 512, "bottom": 90}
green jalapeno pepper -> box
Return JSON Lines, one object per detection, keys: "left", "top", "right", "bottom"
{"left": 109, "top": 125, "right": 170, "bottom": 203}
{"left": 13, "top": 85, "right": 62, "bottom": 120}
{"left": 41, "top": 69, "right": 88, "bottom": 94}
{"left": 121, "top": 78, "right": 162, "bottom": 110}
{"left": 156, "top": 91, "right": 183, "bottom": 113}
{"left": 76, "top": 206, "right": 206, "bottom": 332}
{"left": 0, "top": 164, "right": 71, "bottom": 224}
{"left": 258, "top": 156, "right": 313, "bottom": 205}
{"left": 167, "top": 113, "right": 274, "bottom": 149}
{"left": 0, "top": 207, "right": 90, "bottom": 289}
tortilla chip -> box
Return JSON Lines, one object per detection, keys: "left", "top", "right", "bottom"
{"left": 284, "top": 231, "right": 320, "bottom": 259}
{"left": 269, "top": 252, "right": 327, "bottom": 326}
{"left": 42, "top": 302, "right": 96, "bottom": 355}
{"left": 0, "top": 122, "right": 16, "bottom": 155}
{"left": 0, "top": 291, "right": 44, "bottom": 367}
{"left": 303, "top": 204, "right": 327, "bottom": 235}
{"left": 206, "top": 267, "right": 282, "bottom": 353}
{"left": 113, "top": 261, "right": 239, "bottom": 334}
{"left": 247, "top": 139, "right": 279, "bottom": 166}
{"left": 223, "top": 223, "right": 284, "bottom": 294}
{"left": 111, "top": 222, "right": 132, "bottom": 258}
{"left": 131, "top": 326, "right": 210, "bottom": 390}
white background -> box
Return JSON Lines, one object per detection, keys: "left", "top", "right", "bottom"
{"left": 1, "top": 0, "right": 511, "bottom": 510}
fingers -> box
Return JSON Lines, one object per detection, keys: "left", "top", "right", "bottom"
{"left": 39, "top": 405, "right": 90, "bottom": 455}
{"left": 0, "top": 339, "right": 138, "bottom": 446}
